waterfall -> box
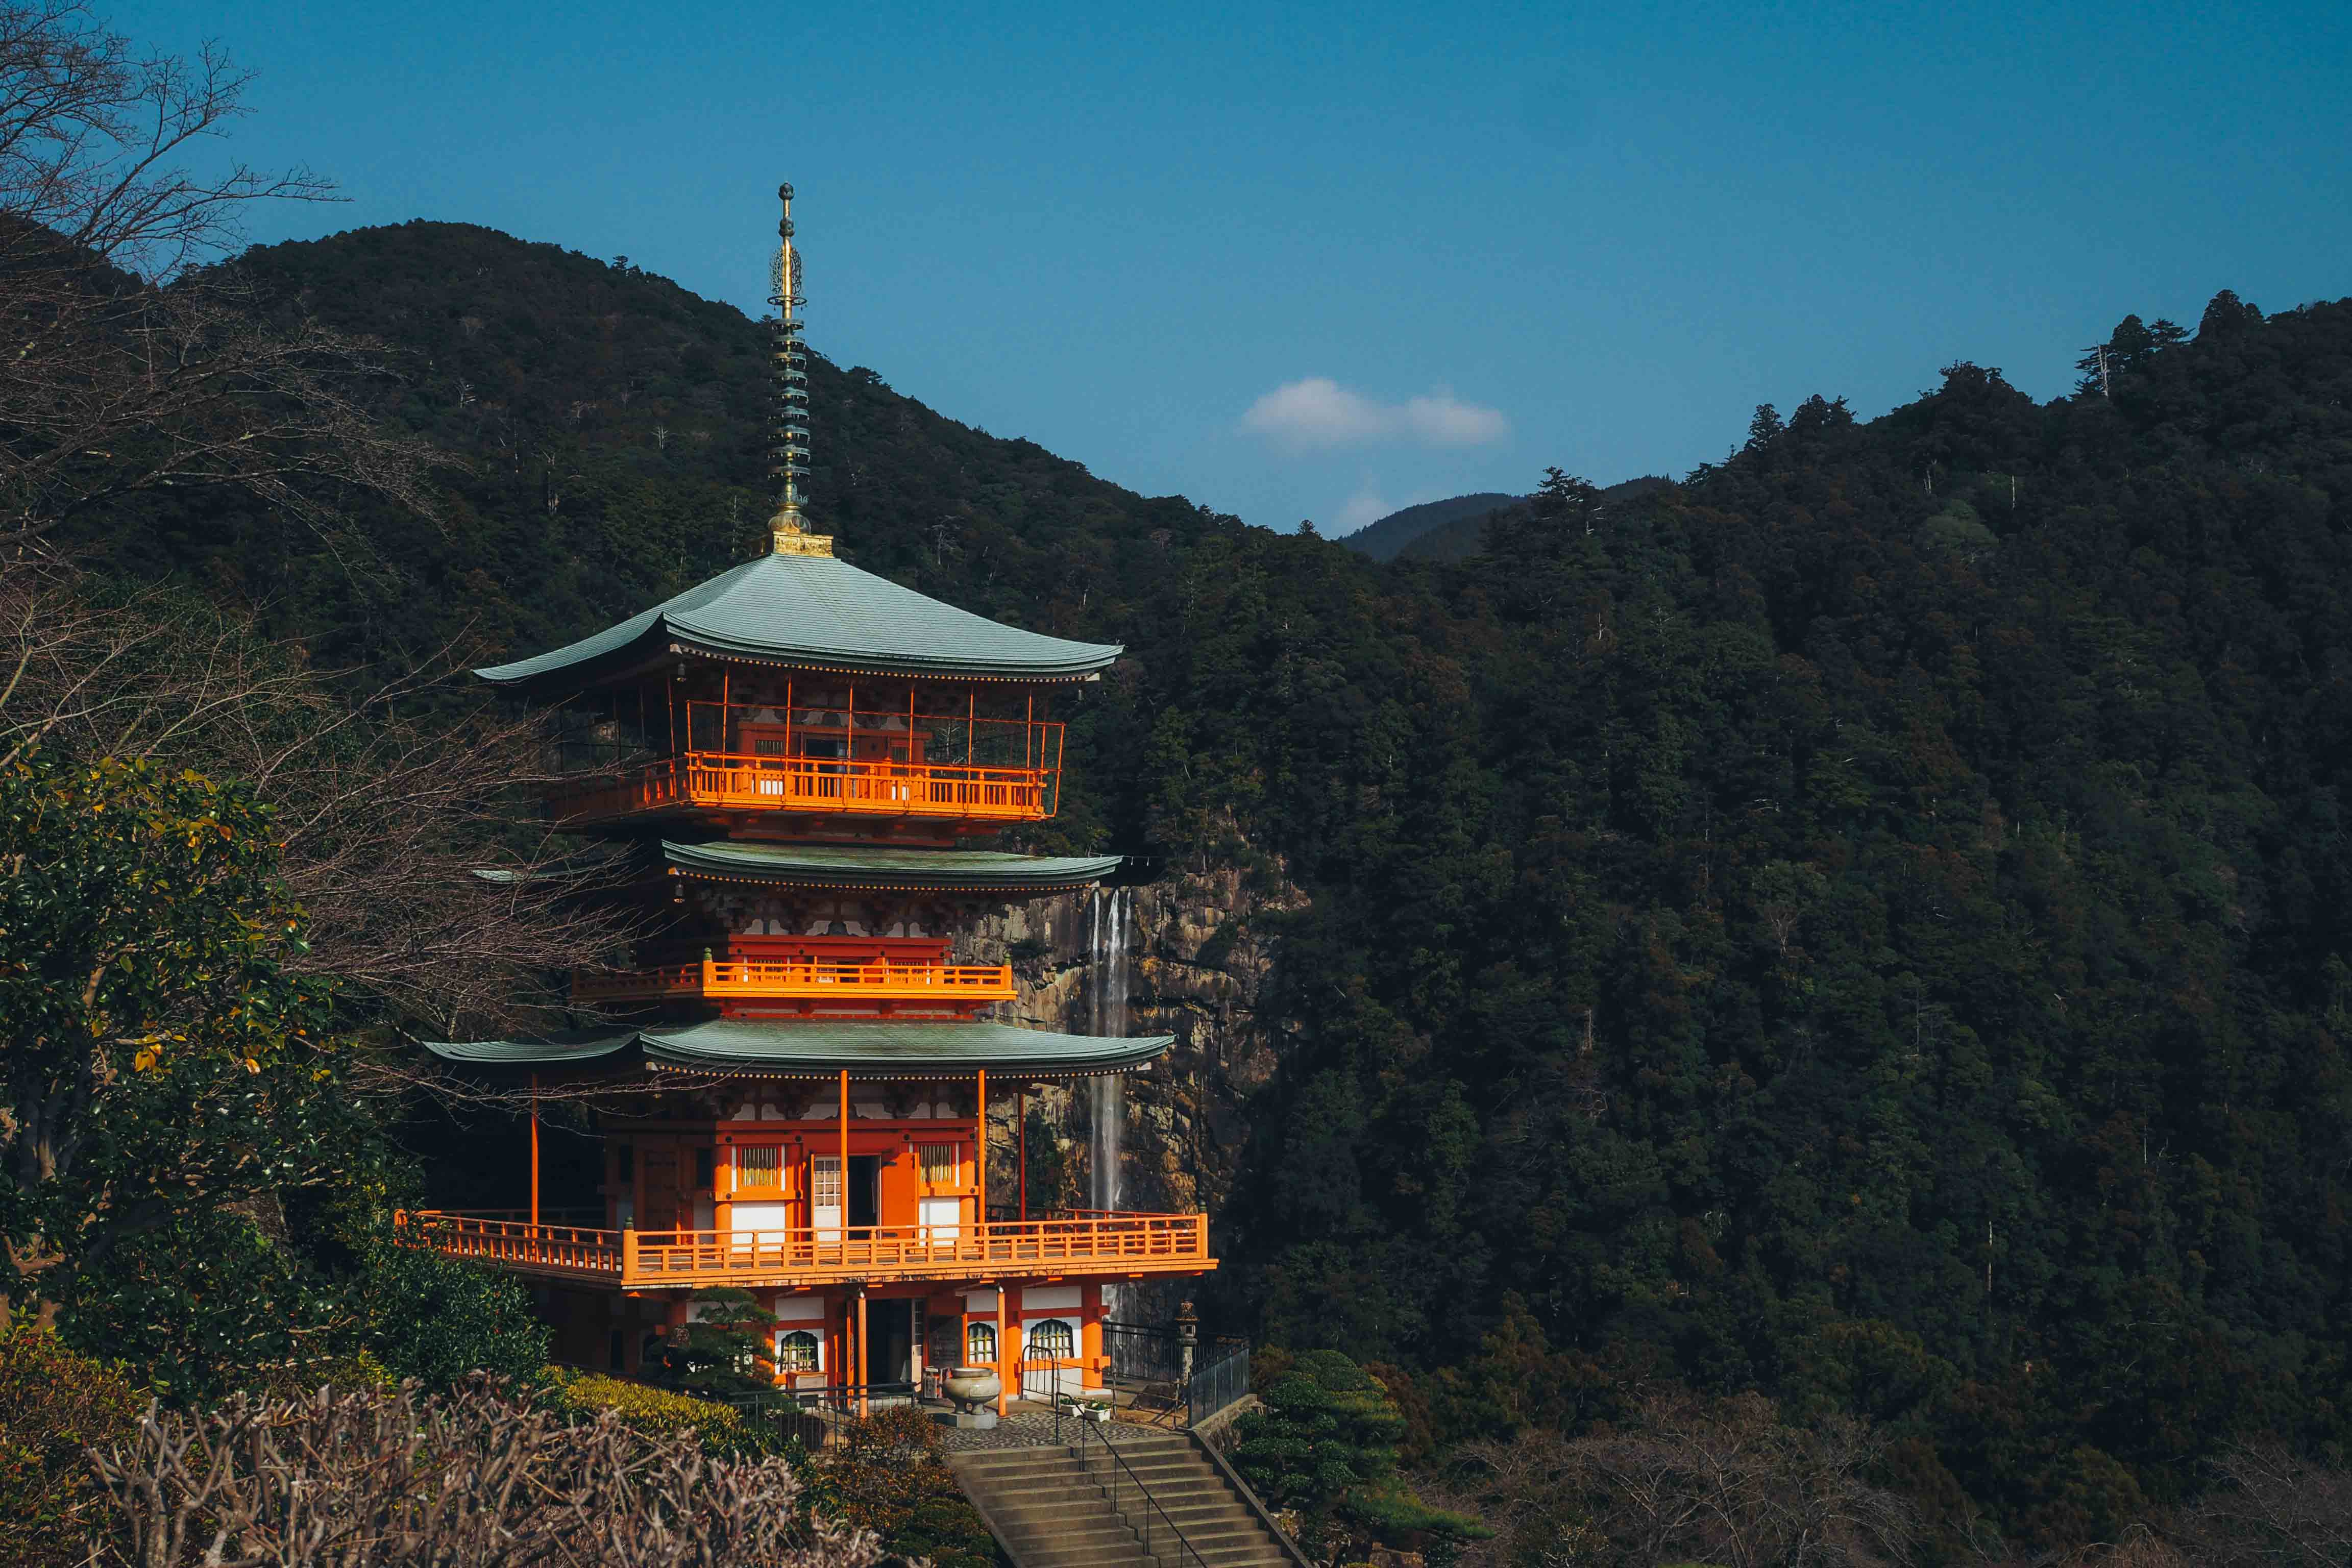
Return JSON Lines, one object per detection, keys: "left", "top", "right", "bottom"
{"left": 1087, "top": 886, "right": 1132, "bottom": 1325}
{"left": 1088, "top": 888, "right": 1130, "bottom": 1213}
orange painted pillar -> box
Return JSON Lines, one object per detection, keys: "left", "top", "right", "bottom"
{"left": 995, "top": 1283, "right": 1009, "bottom": 1418}
{"left": 528, "top": 1073, "right": 541, "bottom": 1229}
{"left": 976, "top": 1069, "right": 988, "bottom": 1227}
{"left": 1017, "top": 1087, "right": 1027, "bottom": 1222}
{"left": 838, "top": 1068, "right": 849, "bottom": 1230}
{"left": 855, "top": 1285, "right": 869, "bottom": 1418}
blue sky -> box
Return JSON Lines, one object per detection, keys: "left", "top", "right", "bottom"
{"left": 119, "top": 0, "right": 2351, "bottom": 534}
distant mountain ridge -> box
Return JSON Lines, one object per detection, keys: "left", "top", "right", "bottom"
{"left": 1337, "top": 493, "right": 1521, "bottom": 560}
{"left": 1340, "top": 479, "right": 1676, "bottom": 564}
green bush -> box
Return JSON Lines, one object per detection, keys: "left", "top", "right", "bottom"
{"left": 545, "top": 1368, "right": 781, "bottom": 1458}
{"left": 1233, "top": 1349, "right": 1484, "bottom": 1557}
{"left": 353, "top": 1227, "right": 552, "bottom": 1388}
{"left": 0, "top": 1327, "right": 144, "bottom": 1567}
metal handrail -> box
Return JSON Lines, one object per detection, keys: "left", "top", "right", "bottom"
{"left": 1065, "top": 1406, "right": 1207, "bottom": 1568}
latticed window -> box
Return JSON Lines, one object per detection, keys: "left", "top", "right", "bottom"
{"left": 967, "top": 1321, "right": 997, "bottom": 1362}
{"left": 1027, "top": 1319, "right": 1075, "bottom": 1358}
{"left": 918, "top": 1143, "right": 958, "bottom": 1187}
{"left": 812, "top": 1157, "right": 842, "bottom": 1210}
{"left": 776, "top": 1330, "right": 819, "bottom": 1371}
{"left": 737, "top": 1145, "right": 782, "bottom": 1188}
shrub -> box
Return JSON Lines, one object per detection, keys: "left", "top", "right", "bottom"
{"left": 84, "top": 1376, "right": 889, "bottom": 1567}
{"left": 808, "top": 1406, "right": 1000, "bottom": 1568}
{"left": 1234, "top": 1349, "right": 1484, "bottom": 1559}
{"left": 0, "top": 1328, "right": 144, "bottom": 1568}
{"left": 547, "top": 1367, "right": 777, "bottom": 1457}
{"left": 353, "top": 1227, "right": 552, "bottom": 1389}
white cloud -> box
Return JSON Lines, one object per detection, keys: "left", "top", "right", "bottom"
{"left": 1241, "top": 378, "right": 1509, "bottom": 449}
{"left": 1401, "top": 391, "right": 1511, "bottom": 446}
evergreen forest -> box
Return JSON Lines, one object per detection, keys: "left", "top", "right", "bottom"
{"left": 26, "top": 207, "right": 2352, "bottom": 1558}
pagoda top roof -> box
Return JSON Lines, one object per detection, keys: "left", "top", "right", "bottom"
{"left": 474, "top": 551, "right": 1123, "bottom": 687}
{"left": 423, "top": 1019, "right": 1170, "bottom": 1079}
{"left": 661, "top": 839, "right": 1122, "bottom": 893}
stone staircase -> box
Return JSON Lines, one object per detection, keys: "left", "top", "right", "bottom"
{"left": 946, "top": 1430, "right": 1296, "bottom": 1568}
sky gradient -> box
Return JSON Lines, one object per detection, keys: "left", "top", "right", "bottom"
{"left": 117, "top": 0, "right": 2352, "bottom": 534}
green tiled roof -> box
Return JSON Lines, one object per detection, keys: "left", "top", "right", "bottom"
{"left": 474, "top": 552, "right": 1122, "bottom": 685}
{"left": 643, "top": 1020, "right": 1170, "bottom": 1075}
{"left": 420, "top": 1028, "right": 640, "bottom": 1066}
{"left": 662, "top": 840, "right": 1122, "bottom": 892}
{"left": 421, "top": 1021, "right": 1170, "bottom": 1077}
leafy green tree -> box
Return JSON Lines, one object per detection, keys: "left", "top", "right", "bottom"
{"left": 648, "top": 1288, "right": 778, "bottom": 1398}
{"left": 0, "top": 756, "right": 363, "bottom": 1359}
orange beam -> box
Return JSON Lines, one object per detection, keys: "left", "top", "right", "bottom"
{"left": 528, "top": 1073, "right": 541, "bottom": 1229}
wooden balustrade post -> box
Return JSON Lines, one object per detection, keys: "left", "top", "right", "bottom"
{"left": 621, "top": 1223, "right": 638, "bottom": 1285}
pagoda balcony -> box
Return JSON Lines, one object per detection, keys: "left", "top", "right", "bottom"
{"left": 548, "top": 752, "right": 1058, "bottom": 827}
{"left": 395, "top": 1209, "right": 1213, "bottom": 1289}
{"left": 572, "top": 956, "right": 1018, "bottom": 1007}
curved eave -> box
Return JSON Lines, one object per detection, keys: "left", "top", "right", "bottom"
{"left": 660, "top": 840, "right": 1123, "bottom": 894}
{"left": 663, "top": 630, "right": 1118, "bottom": 681}
{"left": 418, "top": 1022, "right": 1172, "bottom": 1079}
{"left": 421, "top": 1029, "right": 640, "bottom": 1067}
{"left": 641, "top": 1020, "right": 1173, "bottom": 1077}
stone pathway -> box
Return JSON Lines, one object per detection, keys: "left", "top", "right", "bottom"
{"left": 933, "top": 1406, "right": 1175, "bottom": 1452}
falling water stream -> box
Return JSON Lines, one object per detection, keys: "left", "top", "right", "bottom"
{"left": 1087, "top": 887, "right": 1130, "bottom": 1212}
{"left": 1087, "top": 887, "right": 1132, "bottom": 1321}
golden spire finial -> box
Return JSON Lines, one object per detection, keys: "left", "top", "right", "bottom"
{"left": 767, "top": 180, "right": 831, "bottom": 557}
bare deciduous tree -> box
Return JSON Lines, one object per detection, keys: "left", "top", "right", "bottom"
{"left": 0, "top": 556, "right": 631, "bottom": 1040}
{"left": 1439, "top": 1393, "right": 1916, "bottom": 1568}
{"left": 86, "top": 1377, "right": 910, "bottom": 1567}
{"left": 0, "top": 1, "right": 436, "bottom": 541}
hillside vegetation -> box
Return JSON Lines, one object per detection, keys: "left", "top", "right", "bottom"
{"left": 85, "top": 223, "right": 2352, "bottom": 1553}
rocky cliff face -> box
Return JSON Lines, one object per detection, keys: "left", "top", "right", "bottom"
{"left": 955, "top": 863, "right": 1304, "bottom": 1237}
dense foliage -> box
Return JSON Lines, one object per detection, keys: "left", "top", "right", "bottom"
{"left": 0, "top": 1328, "right": 143, "bottom": 1567}
{"left": 1233, "top": 1348, "right": 1480, "bottom": 1558}
{"left": 81, "top": 217, "right": 2352, "bottom": 1552}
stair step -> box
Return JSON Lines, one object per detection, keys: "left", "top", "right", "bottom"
{"left": 952, "top": 1435, "right": 1298, "bottom": 1568}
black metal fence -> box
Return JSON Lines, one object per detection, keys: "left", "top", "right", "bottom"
{"left": 1186, "top": 1342, "right": 1251, "bottom": 1425}
{"left": 1099, "top": 1319, "right": 1251, "bottom": 1425}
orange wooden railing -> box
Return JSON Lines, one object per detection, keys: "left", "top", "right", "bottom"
{"left": 549, "top": 752, "right": 1058, "bottom": 825}
{"left": 572, "top": 957, "right": 1017, "bottom": 1006}
{"left": 396, "top": 1210, "right": 1212, "bottom": 1286}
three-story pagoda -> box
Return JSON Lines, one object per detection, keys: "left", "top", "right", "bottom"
{"left": 411, "top": 184, "right": 1211, "bottom": 1415}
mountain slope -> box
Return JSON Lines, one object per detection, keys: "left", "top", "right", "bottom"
{"left": 1337, "top": 492, "right": 1520, "bottom": 560}
{"left": 1394, "top": 474, "right": 1673, "bottom": 562}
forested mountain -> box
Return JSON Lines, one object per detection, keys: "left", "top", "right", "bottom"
{"left": 85, "top": 223, "right": 2352, "bottom": 1552}
{"left": 1388, "top": 475, "right": 1677, "bottom": 562}
{"left": 1340, "top": 492, "right": 1522, "bottom": 560}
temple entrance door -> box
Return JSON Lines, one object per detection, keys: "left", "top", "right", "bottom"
{"left": 812, "top": 1156, "right": 842, "bottom": 1242}
{"left": 641, "top": 1147, "right": 682, "bottom": 1234}
{"left": 866, "top": 1299, "right": 913, "bottom": 1387}
{"left": 848, "top": 1156, "right": 880, "bottom": 1229}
